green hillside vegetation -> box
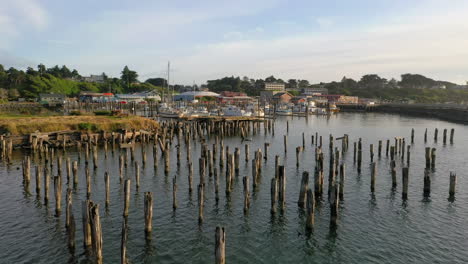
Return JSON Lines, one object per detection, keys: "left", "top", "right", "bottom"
{"left": 0, "top": 64, "right": 169, "bottom": 100}
{"left": 206, "top": 74, "right": 468, "bottom": 103}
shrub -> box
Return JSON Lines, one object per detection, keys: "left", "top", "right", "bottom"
{"left": 70, "top": 110, "right": 84, "bottom": 116}
{"left": 77, "top": 122, "right": 97, "bottom": 131}
{"left": 94, "top": 110, "right": 112, "bottom": 116}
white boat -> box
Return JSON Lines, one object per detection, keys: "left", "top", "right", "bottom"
{"left": 276, "top": 107, "right": 292, "bottom": 116}
{"left": 158, "top": 103, "right": 185, "bottom": 118}
{"left": 222, "top": 106, "right": 252, "bottom": 117}
{"left": 190, "top": 106, "right": 210, "bottom": 117}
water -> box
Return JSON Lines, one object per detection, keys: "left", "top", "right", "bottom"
{"left": 1, "top": 113, "right": 468, "bottom": 264}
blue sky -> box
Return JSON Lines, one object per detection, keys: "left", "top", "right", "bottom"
{"left": 1, "top": 0, "right": 467, "bottom": 84}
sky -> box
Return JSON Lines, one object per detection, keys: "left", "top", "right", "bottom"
{"left": 1, "top": 0, "right": 468, "bottom": 85}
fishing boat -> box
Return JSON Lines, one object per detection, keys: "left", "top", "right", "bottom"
{"left": 158, "top": 103, "right": 185, "bottom": 118}
{"left": 222, "top": 106, "right": 252, "bottom": 117}
{"left": 276, "top": 106, "right": 292, "bottom": 116}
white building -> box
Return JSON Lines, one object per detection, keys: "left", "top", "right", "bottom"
{"left": 264, "top": 82, "right": 285, "bottom": 91}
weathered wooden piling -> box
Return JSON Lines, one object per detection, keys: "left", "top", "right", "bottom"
{"left": 144, "top": 192, "right": 153, "bottom": 235}
{"left": 284, "top": 135, "right": 287, "bottom": 153}
{"left": 54, "top": 176, "right": 62, "bottom": 216}
{"left": 390, "top": 160, "right": 397, "bottom": 188}
{"left": 123, "top": 180, "right": 131, "bottom": 217}
{"left": 135, "top": 162, "right": 140, "bottom": 190}
{"left": 188, "top": 161, "right": 193, "bottom": 193}
{"left": 86, "top": 165, "right": 91, "bottom": 199}
{"left": 296, "top": 146, "right": 301, "bottom": 167}
{"left": 370, "top": 162, "right": 376, "bottom": 193}
{"left": 298, "top": 171, "right": 309, "bottom": 208}
{"left": 431, "top": 148, "right": 436, "bottom": 169}
{"left": 386, "top": 139, "right": 390, "bottom": 156}
{"left": 82, "top": 200, "right": 92, "bottom": 248}
{"left": 357, "top": 140, "right": 362, "bottom": 173}
{"left": 424, "top": 128, "right": 427, "bottom": 143}
{"left": 245, "top": 144, "right": 249, "bottom": 162}
{"left": 434, "top": 128, "right": 438, "bottom": 142}
{"left": 443, "top": 129, "right": 447, "bottom": 144}
{"left": 198, "top": 184, "right": 204, "bottom": 223}
{"left": 66, "top": 158, "right": 71, "bottom": 184}
{"left": 35, "top": 165, "right": 41, "bottom": 195}
{"left": 339, "top": 164, "right": 345, "bottom": 201}
{"left": 305, "top": 189, "right": 315, "bottom": 231}
{"left": 234, "top": 148, "right": 240, "bottom": 172}
{"left": 215, "top": 227, "right": 226, "bottom": 264}
{"left": 164, "top": 146, "right": 170, "bottom": 174}
{"left": 450, "top": 128, "right": 454, "bottom": 144}
{"left": 89, "top": 203, "right": 103, "bottom": 264}
{"left": 402, "top": 167, "right": 409, "bottom": 200}
{"left": 423, "top": 169, "right": 431, "bottom": 198}
{"left": 173, "top": 176, "right": 178, "bottom": 210}
{"left": 22, "top": 156, "right": 31, "bottom": 185}
{"left": 424, "top": 147, "right": 431, "bottom": 169}
{"left": 66, "top": 188, "right": 72, "bottom": 228}
{"left": 378, "top": 140, "right": 382, "bottom": 157}
{"left": 370, "top": 144, "right": 374, "bottom": 162}
{"left": 105, "top": 172, "right": 110, "bottom": 206}
{"left": 278, "top": 166, "right": 286, "bottom": 211}
{"left": 449, "top": 172, "right": 456, "bottom": 200}
{"left": 44, "top": 167, "right": 50, "bottom": 203}
{"left": 270, "top": 177, "right": 278, "bottom": 214}
{"left": 329, "top": 183, "right": 339, "bottom": 228}
{"left": 411, "top": 128, "right": 414, "bottom": 144}
{"left": 243, "top": 176, "right": 250, "bottom": 214}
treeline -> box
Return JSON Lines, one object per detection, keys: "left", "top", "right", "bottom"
{"left": 207, "top": 74, "right": 468, "bottom": 103}
{"left": 0, "top": 64, "right": 170, "bottom": 100}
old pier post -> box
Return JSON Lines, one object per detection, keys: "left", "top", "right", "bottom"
{"left": 215, "top": 227, "right": 226, "bottom": 264}
{"left": 402, "top": 167, "right": 409, "bottom": 200}
{"left": 278, "top": 166, "right": 286, "bottom": 211}
{"left": 144, "top": 192, "right": 153, "bottom": 236}
{"left": 243, "top": 176, "right": 250, "bottom": 214}
{"left": 449, "top": 172, "right": 457, "bottom": 201}
{"left": 423, "top": 169, "right": 431, "bottom": 198}
{"left": 339, "top": 164, "right": 345, "bottom": 201}
{"left": 298, "top": 171, "right": 309, "bottom": 208}
{"left": 54, "top": 176, "right": 62, "bottom": 216}
{"left": 370, "top": 162, "right": 376, "bottom": 193}
{"left": 123, "top": 180, "right": 131, "bottom": 217}
{"left": 305, "top": 189, "right": 315, "bottom": 231}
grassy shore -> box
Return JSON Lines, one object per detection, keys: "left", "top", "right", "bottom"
{"left": 0, "top": 115, "right": 158, "bottom": 135}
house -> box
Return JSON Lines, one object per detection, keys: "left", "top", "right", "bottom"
{"left": 82, "top": 74, "right": 106, "bottom": 83}
{"left": 116, "top": 92, "right": 161, "bottom": 103}
{"left": 39, "top": 93, "right": 66, "bottom": 106}
{"left": 272, "top": 92, "right": 293, "bottom": 104}
{"left": 291, "top": 96, "right": 307, "bottom": 104}
{"left": 217, "top": 91, "right": 253, "bottom": 104}
{"left": 302, "top": 87, "right": 328, "bottom": 96}
{"left": 337, "top": 96, "right": 359, "bottom": 104}
{"left": 264, "top": 82, "right": 285, "bottom": 91}
{"left": 79, "top": 92, "right": 114, "bottom": 102}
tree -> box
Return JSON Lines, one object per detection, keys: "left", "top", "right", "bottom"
{"left": 145, "top": 77, "right": 167, "bottom": 87}
{"left": 121, "top": 66, "right": 138, "bottom": 89}
{"left": 60, "top": 65, "right": 72, "bottom": 78}
{"left": 8, "top": 88, "right": 20, "bottom": 99}
{"left": 0, "top": 88, "right": 8, "bottom": 99}
{"left": 287, "top": 79, "right": 298, "bottom": 89}
{"left": 0, "top": 64, "right": 4, "bottom": 73}
{"left": 37, "top": 64, "right": 46, "bottom": 76}
{"left": 26, "top": 67, "right": 38, "bottom": 76}
{"left": 71, "top": 69, "right": 80, "bottom": 78}
{"left": 298, "top": 79, "right": 310, "bottom": 88}
{"left": 265, "top": 75, "right": 277, "bottom": 83}
{"left": 358, "top": 74, "right": 387, "bottom": 89}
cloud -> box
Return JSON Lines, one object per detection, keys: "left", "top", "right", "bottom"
{"left": 316, "top": 17, "right": 334, "bottom": 28}
{"left": 13, "top": 0, "right": 49, "bottom": 30}
{"left": 223, "top": 31, "right": 244, "bottom": 40}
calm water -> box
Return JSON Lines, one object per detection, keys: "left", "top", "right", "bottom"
{"left": 1, "top": 113, "right": 468, "bottom": 264}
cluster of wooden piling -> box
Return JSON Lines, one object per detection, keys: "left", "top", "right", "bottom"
{"left": 8, "top": 119, "right": 460, "bottom": 263}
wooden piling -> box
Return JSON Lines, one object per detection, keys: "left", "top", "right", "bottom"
{"left": 245, "top": 144, "right": 249, "bottom": 162}
{"left": 35, "top": 165, "right": 42, "bottom": 196}
{"left": 144, "top": 192, "right": 153, "bottom": 234}
{"left": 82, "top": 200, "right": 92, "bottom": 248}
{"left": 54, "top": 176, "right": 62, "bottom": 216}
{"left": 66, "top": 188, "right": 72, "bottom": 228}
{"left": 305, "top": 189, "right": 315, "bottom": 231}
{"left": 105, "top": 172, "right": 110, "bottom": 207}
{"left": 450, "top": 128, "right": 455, "bottom": 144}
{"left": 243, "top": 176, "right": 250, "bottom": 214}
{"left": 423, "top": 169, "right": 431, "bottom": 198}
{"left": 431, "top": 148, "right": 436, "bottom": 169}
{"left": 123, "top": 180, "right": 131, "bottom": 217}
{"left": 278, "top": 166, "right": 286, "bottom": 211}
{"left": 215, "top": 227, "right": 226, "bottom": 264}
{"left": 298, "top": 171, "right": 309, "bottom": 208}
{"left": 270, "top": 177, "right": 278, "bottom": 214}
{"left": 390, "top": 160, "right": 397, "bottom": 189}
{"left": 198, "top": 184, "right": 204, "bottom": 223}
{"left": 173, "top": 176, "right": 178, "bottom": 210}
{"left": 284, "top": 135, "right": 287, "bottom": 153}
{"left": 449, "top": 172, "right": 456, "bottom": 200}
{"left": 44, "top": 167, "right": 50, "bottom": 203}
{"left": 402, "top": 167, "right": 409, "bottom": 200}
{"left": 370, "top": 162, "right": 376, "bottom": 193}
{"left": 339, "top": 164, "right": 345, "bottom": 201}
{"left": 89, "top": 203, "right": 103, "bottom": 264}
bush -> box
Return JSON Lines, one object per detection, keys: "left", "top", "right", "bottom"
{"left": 70, "top": 110, "right": 84, "bottom": 116}
{"left": 94, "top": 110, "right": 112, "bottom": 116}
{"left": 77, "top": 122, "right": 97, "bottom": 131}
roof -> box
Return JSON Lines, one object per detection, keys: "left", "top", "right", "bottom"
{"left": 272, "top": 92, "right": 292, "bottom": 97}
{"left": 178, "top": 91, "right": 220, "bottom": 97}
